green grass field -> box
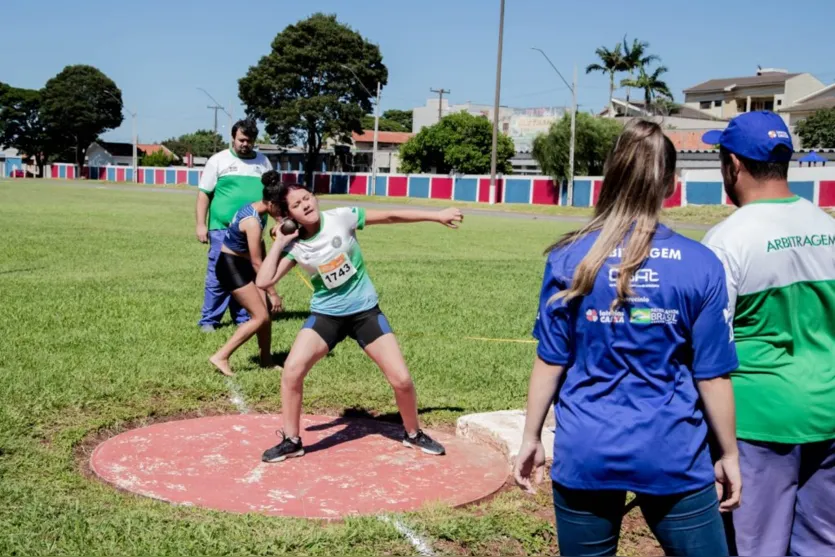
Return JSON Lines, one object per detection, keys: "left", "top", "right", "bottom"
{"left": 0, "top": 179, "right": 708, "bottom": 555}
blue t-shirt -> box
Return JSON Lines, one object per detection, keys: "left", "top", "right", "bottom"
{"left": 223, "top": 204, "right": 267, "bottom": 254}
{"left": 533, "top": 225, "right": 738, "bottom": 495}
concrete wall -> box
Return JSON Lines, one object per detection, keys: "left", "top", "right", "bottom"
{"left": 2, "top": 156, "right": 24, "bottom": 176}
{"left": 43, "top": 163, "right": 835, "bottom": 208}
{"left": 681, "top": 166, "right": 835, "bottom": 207}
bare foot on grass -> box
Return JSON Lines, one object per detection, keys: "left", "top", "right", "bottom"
{"left": 209, "top": 355, "right": 234, "bottom": 377}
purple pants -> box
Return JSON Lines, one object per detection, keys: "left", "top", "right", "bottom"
{"left": 731, "top": 438, "right": 835, "bottom": 556}
{"left": 198, "top": 229, "right": 249, "bottom": 327}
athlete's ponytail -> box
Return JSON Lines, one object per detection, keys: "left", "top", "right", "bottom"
{"left": 261, "top": 171, "right": 308, "bottom": 217}
{"left": 547, "top": 120, "right": 676, "bottom": 309}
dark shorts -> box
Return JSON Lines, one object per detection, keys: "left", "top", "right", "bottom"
{"left": 215, "top": 252, "right": 255, "bottom": 292}
{"left": 303, "top": 305, "right": 393, "bottom": 351}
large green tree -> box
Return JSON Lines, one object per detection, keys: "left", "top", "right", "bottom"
{"left": 360, "top": 115, "right": 407, "bottom": 132}
{"left": 382, "top": 109, "right": 413, "bottom": 131}
{"left": 162, "top": 129, "right": 225, "bottom": 158}
{"left": 40, "top": 65, "right": 123, "bottom": 169}
{"left": 239, "top": 13, "right": 387, "bottom": 186}
{"left": 532, "top": 112, "right": 623, "bottom": 181}
{"left": 796, "top": 108, "right": 835, "bottom": 148}
{"left": 0, "top": 85, "right": 54, "bottom": 176}
{"left": 399, "top": 112, "right": 514, "bottom": 175}
{"left": 586, "top": 44, "right": 627, "bottom": 117}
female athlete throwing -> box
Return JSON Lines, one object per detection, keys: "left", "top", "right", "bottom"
{"left": 255, "top": 172, "right": 463, "bottom": 462}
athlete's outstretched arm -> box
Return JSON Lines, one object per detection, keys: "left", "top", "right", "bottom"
{"left": 364, "top": 207, "right": 463, "bottom": 228}
{"left": 256, "top": 227, "right": 298, "bottom": 289}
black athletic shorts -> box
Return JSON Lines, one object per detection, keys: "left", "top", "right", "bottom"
{"left": 302, "top": 305, "right": 393, "bottom": 351}
{"left": 215, "top": 252, "right": 255, "bottom": 292}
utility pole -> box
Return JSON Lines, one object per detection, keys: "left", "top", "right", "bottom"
{"left": 569, "top": 65, "right": 577, "bottom": 207}
{"left": 339, "top": 64, "right": 382, "bottom": 196}
{"left": 488, "top": 0, "right": 506, "bottom": 205}
{"left": 131, "top": 111, "right": 138, "bottom": 183}
{"left": 198, "top": 88, "right": 233, "bottom": 153}
{"left": 208, "top": 104, "right": 222, "bottom": 152}
{"left": 371, "top": 81, "right": 381, "bottom": 195}
{"left": 430, "top": 87, "right": 450, "bottom": 124}
{"left": 531, "top": 48, "right": 577, "bottom": 207}
{"left": 229, "top": 97, "right": 235, "bottom": 148}
{"left": 105, "top": 90, "right": 137, "bottom": 183}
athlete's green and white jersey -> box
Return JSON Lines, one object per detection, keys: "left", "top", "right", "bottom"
{"left": 283, "top": 207, "right": 379, "bottom": 316}
{"left": 199, "top": 149, "right": 272, "bottom": 230}
{"left": 703, "top": 196, "right": 835, "bottom": 443}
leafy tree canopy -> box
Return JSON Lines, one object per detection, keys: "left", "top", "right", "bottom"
{"left": 41, "top": 64, "right": 124, "bottom": 166}
{"left": 162, "top": 129, "right": 225, "bottom": 158}
{"left": 796, "top": 108, "right": 835, "bottom": 149}
{"left": 532, "top": 112, "right": 623, "bottom": 181}
{"left": 239, "top": 13, "right": 387, "bottom": 185}
{"left": 399, "top": 112, "right": 514, "bottom": 175}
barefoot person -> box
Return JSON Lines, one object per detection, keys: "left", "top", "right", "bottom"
{"left": 255, "top": 177, "right": 463, "bottom": 462}
{"left": 209, "top": 178, "right": 297, "bottom": 376}
{"left": 514, "top": 120, "right": 741, "bottom": 556}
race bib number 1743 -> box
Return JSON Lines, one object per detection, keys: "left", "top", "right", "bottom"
{"left": 317, "top": 253, "right": 356, "bottom": 289}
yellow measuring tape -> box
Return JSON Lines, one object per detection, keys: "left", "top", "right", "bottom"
{"left": 293, "top": 266, "right": 314, "bottom": 291}
{"left": 291, "top": 268, "right": 534, "bottom": 344}
{"left": 463, "top": 336, "right": 536, "bottom": 344}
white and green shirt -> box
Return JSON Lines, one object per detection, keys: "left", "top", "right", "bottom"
{"left": 199, "top": 149, "right": 272, "bottom": 231}
{"left": 284, "top": 207, "right": 379, "bottom": 316}
{"left": 703, "top": 196, "right": 835, "bottom": 444}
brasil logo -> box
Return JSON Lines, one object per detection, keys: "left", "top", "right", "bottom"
{"left": 630, "top": 308, "right": 652, "bottom": 324}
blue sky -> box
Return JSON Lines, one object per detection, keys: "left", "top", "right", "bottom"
{"left": 2, "top": 0, "right": 833, "bottom": 143}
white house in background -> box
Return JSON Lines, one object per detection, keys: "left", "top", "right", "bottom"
{"left": 779, "top": 83, "right": 835, "bottom": 126}
{"left": 683, "top": 68, "right": 825, "bottom": 124}
{"left": 412, "top": 98, "right": 565, "bottom": 154}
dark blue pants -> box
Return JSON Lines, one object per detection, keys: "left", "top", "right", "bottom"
{"left": 198, "top": 229, "right": 249, "bottom": 327}
{"left": 552, "top": 482, "right": 728, "bottom": 557}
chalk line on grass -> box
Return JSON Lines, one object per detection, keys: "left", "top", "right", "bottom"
{"left": 224, "top": 377, "right": 250, "bottom": 414}
{"left": 377, "top": 515, "right": 435, "bottom": 556}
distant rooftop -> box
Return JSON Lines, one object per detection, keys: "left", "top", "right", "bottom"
{"left": 352, "top": 130, "right": 413, "bottom": 144}
{"left": 684, "top": 69, "right": 801, "bottom": 94}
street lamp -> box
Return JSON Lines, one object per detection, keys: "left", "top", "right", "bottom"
{"left": 531, "top": 47, "right": 577, "bottom": 207}
{"left": 488, "top": 0, "right": 506, "bottom": 205}
{"left": 105, "top": 90, "right": 138, "bottom": 183}
{"left": 341, "top": 64, "right": 381, "bottom": 196}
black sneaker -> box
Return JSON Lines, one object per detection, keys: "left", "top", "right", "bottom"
{"left": 262, "top": 432, "right": 304, "bottom": 463}
{"left": 402, "top": 429, "right": 445, "bottom": 455}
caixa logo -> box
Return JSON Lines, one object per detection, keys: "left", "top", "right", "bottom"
{"left": 609, "top": 268, "right": 660, "bottom": 288}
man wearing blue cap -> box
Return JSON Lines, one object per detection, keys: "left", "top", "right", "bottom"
{"left": 701, "top": 111, "right": 835, "bottom": 556}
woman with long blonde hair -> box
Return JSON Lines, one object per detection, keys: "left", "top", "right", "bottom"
{"left": 514, "top": 120, "right": 741, "bottom": 556}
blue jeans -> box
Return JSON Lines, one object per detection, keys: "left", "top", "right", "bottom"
{"left": 552, "top": 482, "right": 728, "bottom": 557}
{"left": 198, "top": 229, "right": 249, "bottom": 327}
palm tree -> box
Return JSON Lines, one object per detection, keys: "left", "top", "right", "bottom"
{"left": 585, "top": 44, "right": 627, "bottom": 117}
{"left": 620, "top": 66, "right": 674, "bottom": 110}
{"left": 622, "top": 36, "right": 660, "bottom": 111}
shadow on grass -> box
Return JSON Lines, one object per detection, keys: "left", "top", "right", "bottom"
{"left": 302, "top": 406, "right": 464, "bottom": 455}
{"left": 247, "top": 350, "right": 336, "bottom": 368}
{"left": 208, "top": 311, "right": 310, "bottom": 331}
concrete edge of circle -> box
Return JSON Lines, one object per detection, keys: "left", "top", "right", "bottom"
{"left": 455, "top": 409, "right": 554, "bottom": 469}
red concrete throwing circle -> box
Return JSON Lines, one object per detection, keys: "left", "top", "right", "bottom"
{"left": 90, "top": 414, "right": 508, "bottom": 518}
